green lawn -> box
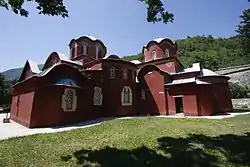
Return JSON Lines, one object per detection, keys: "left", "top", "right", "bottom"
{"left": 1, "top": 114, "right": 250, "bottom": 167}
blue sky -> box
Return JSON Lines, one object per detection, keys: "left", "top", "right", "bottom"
{"left": 0, "top": 0, "right": 249, "bottom": 72}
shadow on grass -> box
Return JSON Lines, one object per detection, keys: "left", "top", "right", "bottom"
{"left": 230, "top": 108, "right": 250, "bottom": 113}
{"left": 61, "top": 133, "right": 250, "bottom": 167}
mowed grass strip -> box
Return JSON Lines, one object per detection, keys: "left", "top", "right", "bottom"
{"left": 0, "top": 115, "right": 250, "bottom": 167}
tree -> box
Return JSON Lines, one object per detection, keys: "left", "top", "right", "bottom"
{"left": 192, "top": 51, "right": 219, "bottom": 70}
{"left": 0, "top": 0, "right": 174, "bottom": 24}
{"left": 0, "top": 74, "right": 12, "bottom": 107}
{"left": 236, "top": 8, "right": 250, "bottom": 58}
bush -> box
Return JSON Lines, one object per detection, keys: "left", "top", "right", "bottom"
{"left": 229, "top": 82, "right": 249, "bottom": 99}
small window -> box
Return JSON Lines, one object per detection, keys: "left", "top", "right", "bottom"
{"left": 123, "top": 68, "right": 128, "bottom": 80}
{"left": 93, "top": 87, "right": 103, "bottom": 106}
{"left": 152, "top": 51, "right": 157, "bottom": 60}
{"left": 61, "top": 88, "right": 77, "bottom": 112}
{"left": 83, "top": 44, "right": 88, "bottom": 55}
{"left": 165, "top": 49, "right": 170, "bottom": 57}
{"left": 96, "top": 46, "right": 101, "bottom": 59}
{"left": 110, "top": 67, "right": 116, "bottom": 79}
{"left": 121, "top": 86, "right": 132, "bottom": 106}
{"left": 141, "top": 89, "right": 146, "bottom": 100}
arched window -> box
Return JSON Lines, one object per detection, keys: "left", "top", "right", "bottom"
{"left": 165, "top": 49, "right": 170, "bottom": 57}
{"left": 110, "top": 67, "right": 116, "bottom": 79}
{"left": 123, "top": 68, "right": 128, "bottom": 80}
{"left": 93, "top": 86, "right": 103, "bottom": 105}
{"left": 96, "top": 46, "right": 101, "bottom": 59}
{"left": 61, "top": 88, "right": 77, "bottom": 112}
{"left": 121, "top": 86, "right": 132, "bottom": 106}
{"left": 71, "top": 43, "right": 77, "bottom": 59}
{"left": 152, "top": 51, "right": 157, "bottom": 60}
{"left": 83, "top": 44, "right": 88, "bottom": 55}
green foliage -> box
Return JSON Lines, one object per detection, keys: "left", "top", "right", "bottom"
{"left": 229, "top": 82, "right": 249, "bottom": 99}
{"left": 0, "top": 0, "right": 173, "bottom": 24}
{"left": 121, "top": 53, "right": 143, "bottom": 62}
{"left": 176, "top": 35, "right": 249, "bottom": 69}
{"left": 0, "top": 74, "right": 12, "bottom": 107}
{"left": 139, "top": 0, "right": 174, "bottom": 24}
{"left": 122, "top": 35, "right": 249, "bottom": 70}
{"left": 1, "top": 115, "right": 250, "bottom": 166}
{"left": 0, "top": 0, "right": 68, "bottom": 17}
{"left": 236, "top": 8, "right": 250, "bottom": 59}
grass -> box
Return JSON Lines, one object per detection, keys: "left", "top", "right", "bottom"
{"left": 1, "top": 115, "right": 250, "bottom": 167}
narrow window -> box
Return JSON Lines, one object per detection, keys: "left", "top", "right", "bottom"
{"left": 83, "top": 44, "right": 88, "bottom": 55}
{"left": 95, "top": 46, "right": 100, "bottom": 59}
{"left": 121, "top": 86, "right": 132, "bottom": 106}
{"left": 110, "top": 67, "right": 116, "bottom": 79}
{"left": 93, "top": 87, "right": 103, "bottom": 105}
{"left": 152, "top": 51, "right": 157, "bottom": 60}
{"left": 141, "top": 89, "right": 146, "bottom": 100}
{"left": 165, "top": 49, "right": 170, "bottom": 57}
{"left": 123, "top": 68, "right": 128, "bottom": 80}
{"left": 61, "top": 88, "right": 77, "bottom": 112}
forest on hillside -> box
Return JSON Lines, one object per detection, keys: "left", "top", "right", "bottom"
{"left": 122, "top": 35, "right": 249, "bottom": 70}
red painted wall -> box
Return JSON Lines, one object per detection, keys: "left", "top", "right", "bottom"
{"left": 166, "top": 83, "right": 198, "bottom": 116}
{"left": 30, "top": 85, "right": 93, "bottom": 128}
{"left": 183, "top": 95, "right": 198, "bottom": 116}
{"left": 10, "top": 91, "right": 35, "bottom": 127}
{"left": 143, "top": 42, "right": 176, "bottom": 62}
{"left": 139, "top": 68, "right": 167, "bottom": 115}
{"left": 196, "top": 83, "right": 232, "bottom": 116}
{"left": 102, "top": 60, "right": 137, "bottom": 116}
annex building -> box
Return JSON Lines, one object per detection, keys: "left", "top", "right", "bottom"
{"left": 10, "top": 35, "right": 233, "bottom": 128}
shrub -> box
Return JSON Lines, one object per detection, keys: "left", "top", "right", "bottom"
{"left": 229, "top": 82, "right": 249, "bottom": 99}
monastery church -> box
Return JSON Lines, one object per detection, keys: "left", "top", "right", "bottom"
{"left": 10, "top": 35, "right": 233, "bottom": 128}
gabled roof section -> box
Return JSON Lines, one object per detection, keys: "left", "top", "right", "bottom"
{"left": 165, "top": 63, "right": 227, "bottom": 86}
{"left": 18, "top": 60, "right": 41, "bottom": 82}
{"left": 27, "top": 60, "right": 41, "bottom": 73}
{"left": 43, "top": 52, "right": 82, "bottom": 70}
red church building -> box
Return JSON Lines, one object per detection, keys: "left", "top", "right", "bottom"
{"left": 10, "top": 35, "right": 233, "bottom": 128}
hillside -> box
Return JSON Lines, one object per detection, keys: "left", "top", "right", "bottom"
{"left": 2, "top": 64, "right": 43, "bottom": 81}
{"left": 2, "top": 35, "right": 249, "bottom": 81}
{"left": 122, "top": 35, "right": 249, "bottom": 70}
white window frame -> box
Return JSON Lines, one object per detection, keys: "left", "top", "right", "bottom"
{"left": 61, "top": 88, "right": 77, "bottom": 112}
{"left": 121, "top": 86, "right": 132, "bottom": 106}
{"left": 165, "top": 49, "right": 170, "bottom": 57}
{"left": 152, "top": 51, "right": 157, "bottom": 60}
{"left": 123, "top": 68, "right": 128, "bottom": 80}
{"left": 93, "top": 86, "right": 103, "bottom": 106}
{"left": 110, "top": 67, "right": 116, "bottom": 79}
